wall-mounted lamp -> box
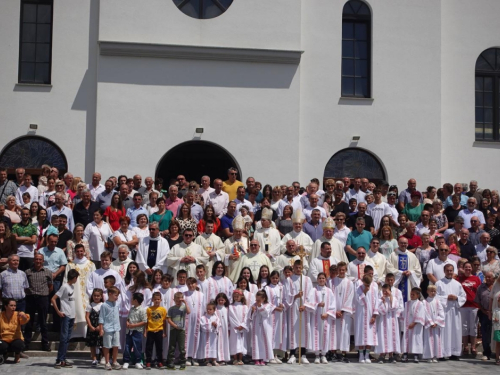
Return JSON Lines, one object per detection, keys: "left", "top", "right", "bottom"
{"left": 195, "top": 128, "right": 204, "bottom": 134}
{"left": 352, "top": 135, "right": 360, "bottom": 141}
{"left": 29, "top": 124, "right": 38, "bottom": 130}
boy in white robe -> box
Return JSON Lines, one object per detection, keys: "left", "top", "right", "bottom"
{"left": 158, "top": 274, "right": 176, "bottom": 356}
{"left": 195, "top": 265, "right": 209, "bottom": 296}
{"left": 353, "top": 274, "right": 379, "bottom": 363}
{"left": 285, "top": 260, "right": 315, "bottom": 364}
{"left": 385, "top": 273, "right": 405, "bottom": 333}
{"left": 375, "top": 284, "right": 401, "bottom": 363}
{"left": 183, "top": 277, "right": 205, "bottom": 366}
{"left": 436, "top": 264, "right": 466, "bottom": 359}
{"left": 174, "top": 270, "right": 188, "bottom": 293}
{"left": 332, "top": 262, "right": 354, "bottom": 363}
{"left": 401, "top": 287, "right": 426, "bottom": 363}
{"left": 264, "top": 271, "right": 287, "bottom": 362}
{"left": 423, "top": 284, "right": 445, "bottom": 362}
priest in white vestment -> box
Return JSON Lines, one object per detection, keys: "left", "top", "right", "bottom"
{"left": 224, "top": 216, "right": 250, "bottom": 282}
{"left": 136, "top": 222, "right": 170, "bottom": 275}
{"left": 194, "top": 220, "right": 225, "bottom": 275}
{"left": 110, "top": 244, "right": 133, "bottom": 279}
{"left": 230, "top": 239, "right": 273, "bottom": 281}
{"left": 347, "top": 247, "right": 378, "bottom": 283}
{"left": 254, "top": 208, "right": 282, "bottom": 258}
{"left": 386, "top": 237, "right": 421, "bottom": 303}
{"left": 166, "top": 228, "right": 209, "bottom": 285}
{"left": 280, "top": 209, "right": 314, "bottom": 256}
{"left": 436, "top": 264, "right": 466, "bottom": 359}
{"left": 311, "top": 217, "right": 348, "bottom": 263}
{"left": 308, "top": 242, "right": 339, "bottom": 284}
{"left": 367, "top": 238, "right": 388, "bottom": 285}
{"left": 274, "top": 240, "right": 309, "bottom": 280}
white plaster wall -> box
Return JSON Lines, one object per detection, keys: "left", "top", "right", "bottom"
{"left": 94, "top": 0, "right": 302, "bottom": 184}
{"left": 99, "top": 0, "right": 302, "bottom": 51}
{"left": 441, "top": 0, "right": 500, "bottom": 189}
{"left": 300, "top": 0, "right": 442, "bottom": 189}
{"left": 0, "top": 0, "right": 96, "bottom": 179}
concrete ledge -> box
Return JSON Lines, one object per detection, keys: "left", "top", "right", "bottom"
{"left": 99, "top": 41, "right": 303, "bottom": 64}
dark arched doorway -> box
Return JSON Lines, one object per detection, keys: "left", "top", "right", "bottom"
{"left": 156, "top": 141, "right": 241, "bottom": 186}
{"left": 0, "top": 136, "right": 68, "bottom": 184}
{"left": 323, "top": 147, "right": 387, "bottom": 185}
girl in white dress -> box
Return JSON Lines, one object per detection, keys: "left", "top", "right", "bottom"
{"left": 198, "top": 301, "right": 221, "bottom": 366}
{"left": 423, "top": 284, "right": 445, "bottom": 362}
{"left": 264, "top": 271, "right": 286, "bottom": 363}
{"left": 215, "top": 293, "right": 231, "bottom": 364}
{"left": 151, "top": 269, "right": 163, "bottom": 292}
{"left": 401, "top": 287, "right": 426, "bottom": 363}
{"left": 249, "top": 290, "right": 275, "bottom": 365}
{"left": 375, "top": 284, "right": 401, "bottom": 363}
{"left": 256, "top": 265, "right": 270, "bottom": 290}
{"left": 228, "top": 289, "right": 249, "bottom": 365}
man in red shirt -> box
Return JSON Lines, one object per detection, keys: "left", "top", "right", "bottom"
{"left": 400, "top": 221, "right": 422, "bottom": 252}
{"left": 458, "top": 262, "right": 482, "bottom": 356}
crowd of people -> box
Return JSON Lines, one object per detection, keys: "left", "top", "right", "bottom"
{"left": 1, "top": 165, "right": 500, "bottom": 369}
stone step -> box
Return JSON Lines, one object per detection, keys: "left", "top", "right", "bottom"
{"left": 27, "top": 341, "right": 87, "bottom": 351}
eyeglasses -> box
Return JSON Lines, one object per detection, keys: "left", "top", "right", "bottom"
{"left": 229, "top": 173, "right": 237, "bottom": 175}
{"left": 183, "top": 234, "right": 193, "bottom": 237}
{"left": 487, "top": 250, "right": 496, "bottom": 254}
{"left": 250, "top": 244, "right": 259, "bottom": 247}
{"left": 439, "top": 249, "right": 448, "bottom": 252}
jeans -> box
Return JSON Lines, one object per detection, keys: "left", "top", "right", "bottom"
{"left": 15, "top": 298, "right": 26, "bottom": 313}
{"left": 56, "top": 316, "right": 75, "bottom": 362}
{"left": 478, "top": 311, "right": 492, "bottom": 358}
{"left": 145, "top": 331, "right": 163, "bottom": 363}
{"left": 24, "top": 295, "right": 49, "bottom": 346}
{"left": 123, "top": 330, "right": 143, "bottom": 364}
{"left": 167, "top": 329, "right": 186, "bottom": 365}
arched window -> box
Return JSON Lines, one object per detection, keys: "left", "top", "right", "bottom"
{"left": 0, "top": 136, "right": 67, "bottom": 175}
{"left": 475, "top": 48, "right": 500, "bottom": 141}
{"left": 341, "top": 0, "right": 371, "bottom": 98}
{"left": 324, "top": 148, "right": 386, "bottom": 182}
{"left": 172, "top": 0, "right": 233, "bottom": 20}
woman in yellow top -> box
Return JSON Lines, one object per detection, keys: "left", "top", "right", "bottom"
{"left": 0, "top": 298, "right": 30, "bottom": 364}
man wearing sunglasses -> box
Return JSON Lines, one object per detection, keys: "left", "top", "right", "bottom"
{"left": 166, "top": 228, "right": 209, "bottom": 285}
{"left": 136, "top": 222, "right": 170, "bottom": 277}
{"left": 222, "top": 168, "right": 244, "bottom": 201}
{"left": 426, "top": 245, "right": 458, "bottom": 285}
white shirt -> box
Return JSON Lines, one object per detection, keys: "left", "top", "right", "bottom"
{"left": 426, "top": 257, "right": 458, "bottom": 283}
{"left": 387, "top": 204, "right": 399, "bottom": 225}
{"left": 15, "top": 185, "right": 39, "bottom": 206}
{"left": 198, "top": 187, "right": 215, "bottom": 205}
{"left": 333, "top": 226, "right": 351, "bottom": 246}
{"left": 346, "top": 188, "right": 366, "bottom": 205}
{"left": 276, "top": 197, "right": 302, "bottom": 217}
{"left": 233, "top": 198, "right": 254, "bottom": 215}
{"left": 303, "top": 206, "right": 327, "bottom": 221}
{"left": 47, "top": 205, "right": 75, "bottom": 231}
{"left": 206, "top": 190, "right": 229, "bottom": 218}
{"left": 458, "top": 209, "right": 486, "bottom": 229}
{"left": 87, "top": 183, "right": 104, "bottom": 201}
{"left": 416, "top": 222, "right": 430, "bottom": 236}
{"left": 367, "top": 202, "right": 391, "bottom": 231}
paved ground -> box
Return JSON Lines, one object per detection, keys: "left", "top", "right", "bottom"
{"left": 1, "top": 357, "right": 499, "bottom": 374}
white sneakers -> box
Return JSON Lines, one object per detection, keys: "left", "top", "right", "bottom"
{"left": 122, "top": 363, "right": 129, "bottom": 370}
{"left": 365, "top": 357, "right": 372, "bottom": 364}
{"left": 269, "top": 359, "right": 280, "bottom": 364}
{"left": 301, "top": 355, "right": 310, "bottom": 364}
{"left": 314, "top": 357, "right": 320, "bottom": 364}
{"left": 320, "top": 356, "right": 328, "bottom": 364}
{"left": 135, "top": 363, "right": 143, "bottom": 369}
{"left": 287, "top": 355, "right": 296, "bottom": 364}
{"left": 100, "top": 357, "right": 106, "bottom": 366}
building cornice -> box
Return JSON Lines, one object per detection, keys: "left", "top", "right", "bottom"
{"left": 99, "top": 41, "right": 303, "bottom": 64}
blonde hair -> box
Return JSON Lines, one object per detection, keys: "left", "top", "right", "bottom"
{"left": 427, "top": 285, "right": 437, "bottom": 291}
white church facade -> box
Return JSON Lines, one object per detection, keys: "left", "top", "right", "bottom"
{"left": 0, "top": 0, "right": 499, "bottom": 188}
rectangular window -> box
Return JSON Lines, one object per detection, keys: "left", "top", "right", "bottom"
{"left": 341, "top": 19, "right": 371, "bottom": 98}
{"left": 475, "top": 75, "right": 499, "bottom": 141}
{"left": 18, "top": 0, "right": 53, "bottom": 84}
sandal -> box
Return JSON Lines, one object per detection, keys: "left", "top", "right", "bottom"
{"left": 238, "top": 361, "right": 244, "bottom": 365}
{"left": 206, "top": 362, "right": 212, "bottom": 367}
{"left": 219, "top": 361, "right": 226, "bottom": 366}
{"left": 212, "top": 361, "right": 220, "bottom": 366}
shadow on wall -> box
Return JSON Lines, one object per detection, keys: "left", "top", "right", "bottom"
{"left": 97, "top": 56, "right": 298, "bottom": 89}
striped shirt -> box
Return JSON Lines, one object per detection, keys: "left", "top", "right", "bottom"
{"left": 0, "top": 268, "right": 29, "bottom": 300}
{"left": 25, "top": 266, "right": 53, "bottom": 296}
